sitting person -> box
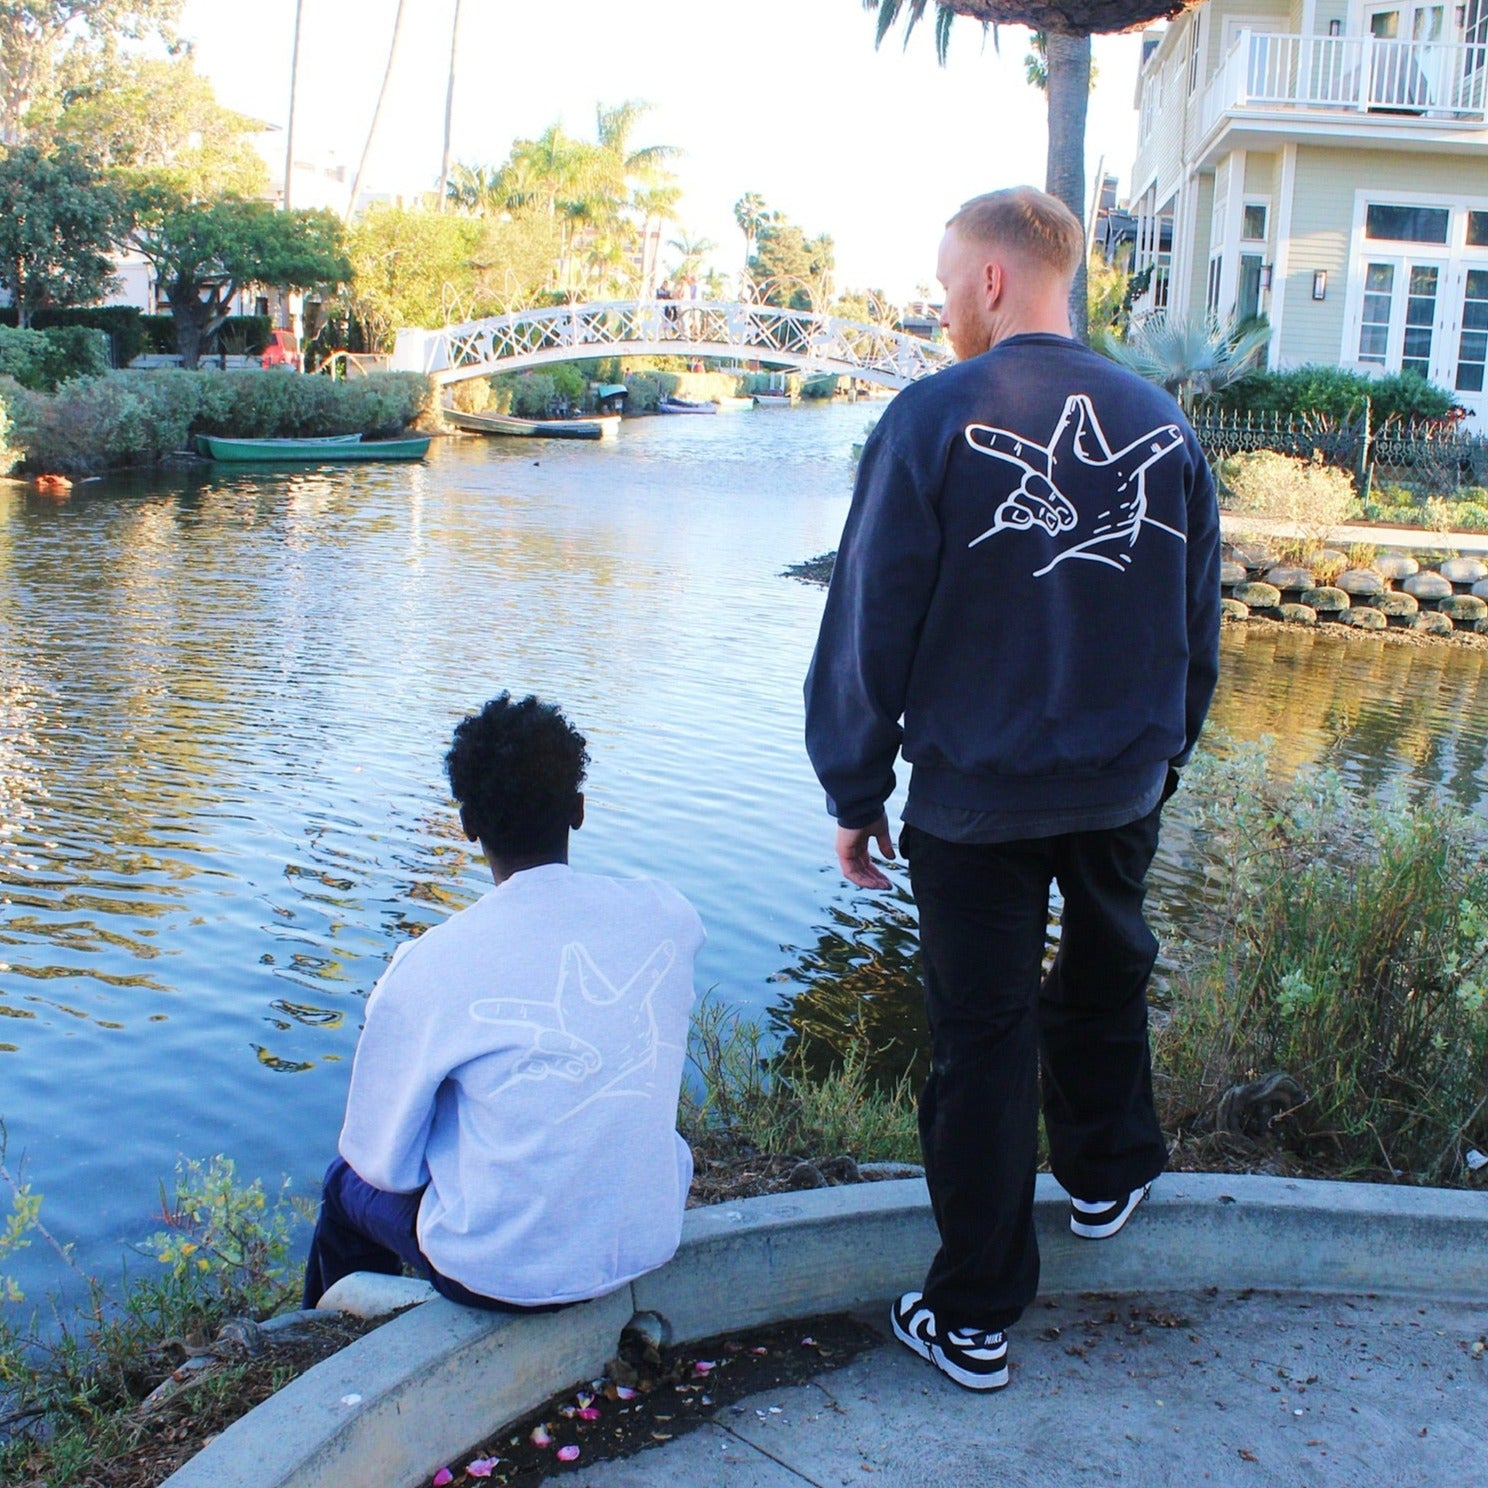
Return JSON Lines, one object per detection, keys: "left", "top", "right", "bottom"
{"left": 302, "top": 692, "right": 704, "bottom": 1312}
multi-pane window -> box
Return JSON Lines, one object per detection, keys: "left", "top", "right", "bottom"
{"left": 1402, "top": 265, "right": 1440, "bottom": 376}
{"left": 1359, "top": 263, "right": 1395, "bottom": 364}
{"left": 1365, "top": 204, "right": 1451, "bottom": 242}
{"left": 1468, "top": 212, "right": 1488, "bottom": 248}
{"left": 1458, "top": 269, "right": 1488, "bottom": 393}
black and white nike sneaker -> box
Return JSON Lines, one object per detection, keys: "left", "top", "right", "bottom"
{"left": 891, "top": 1291, "right": 1009, "bottom": 1391}
{"left": 1069, "top": 1182, "right": 1152, "bottom": 1240}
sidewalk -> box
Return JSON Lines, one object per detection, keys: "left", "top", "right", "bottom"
{"left": 1221, "top": 512, "right": 1488, "bottom": 555}
{"left": 548, "top": 1288, "right": 1487, "bottom": 1487}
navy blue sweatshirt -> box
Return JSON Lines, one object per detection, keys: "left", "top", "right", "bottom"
{"left": 804, "top": 333, "right": 1221, "bottom": 831}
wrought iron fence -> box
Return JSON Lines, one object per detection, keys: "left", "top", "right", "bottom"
{"left": 1190, "top": 408, "right": 1488, "bottom": 494}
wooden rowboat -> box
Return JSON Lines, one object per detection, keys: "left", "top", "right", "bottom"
{"left": 193, "top": 433, "right": 364, "bottom": 458}
{"left": 198, "top": 434, "right": 431, "bottom": 463}
{"left": 444, "top": 408, "right": 617, "bottom": 440}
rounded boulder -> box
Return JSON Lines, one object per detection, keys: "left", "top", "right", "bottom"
{"left": 1402, "top": 571, "right": 1453, "bottom": 601}
{"left": 1345, "top": 607, "right": 1388, "bottom": 631}
{"left": 1379, "top": 591, "right": 1420, "bottom": 619}
{"left": 1300, "top": 587, "right": 1350, "bottom": 614}
{"left": 1336, "top": 568, "right": 1385, "bottom": 598}
{"left": 1226, "top": 542, "right": 1277, "bottom": 572}
{"left": 1414, "top": 612, "right": 1455, "bottom": 637}
{"left": 1375, "top": 552, "right": 1420, "bottom": 581}
{"left": 1280, "top": 603, "right": 1318, "bottom": 625}
{"left": 1220, "top": 597, "right": 1250, "bottom": 622}
{"left": 1440, "top": 556, "right": 1488, "bottom": 586}
{"left": 1232, "top": 581, "right": 1282, "bottom": 610}
{"left": 1220, "top": 560, "right": 1249, "bottom": 588}
{"left": 1264, "top": 566, "right": 1316, "bottom": 593}
{"left": 1439, "top": 594, "right": 1488, "bottom": 625}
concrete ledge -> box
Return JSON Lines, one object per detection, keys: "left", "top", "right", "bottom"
{"left": 161, "top": 1173, "right": 1488, "bottom": 1488}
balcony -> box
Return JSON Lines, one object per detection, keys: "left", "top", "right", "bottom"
{"left": 1199, "top": 30, "right": 1488, "bottom": 139}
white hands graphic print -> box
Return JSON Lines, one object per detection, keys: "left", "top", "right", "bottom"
{"left": 469, "top": 940, "right": 678, "bottom": 1122}
{"left": 964, "top": 394, "right": 1185, "bottom": 577}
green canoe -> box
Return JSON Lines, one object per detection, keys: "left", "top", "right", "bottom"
{"left": 198, "top": 434, "right": 431, "bottom": 463}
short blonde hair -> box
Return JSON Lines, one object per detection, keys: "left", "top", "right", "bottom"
{"left": 947, "top": 187, "right": 1084, "bottom": 280}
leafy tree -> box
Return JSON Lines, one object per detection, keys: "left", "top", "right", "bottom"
{"left": 0, "top": 145, "right": 121, "bottom": 326}
{"left": 127, "top": 193, "right": 350, "bottom": 368}
{"left": 345, "top": 204, "right": 482, "bottom": 351}
{"left": 749, "top": 216, "right": 835, "bottom": 311}
{"left": 55, "top": 53, "right": 268, "bottom": 198}
{"left": 0, "top": 0, "right": 182, "bottom": 145}
{"left": 864, "top": 1, "right": 1200, "bottom": 342}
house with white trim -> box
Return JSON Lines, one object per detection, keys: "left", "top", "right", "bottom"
{"left": 1129, "top": 0, "right": 1488, "bottom": 424}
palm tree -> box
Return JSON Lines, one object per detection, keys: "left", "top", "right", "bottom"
{"left": 864, "top": 1, "right": 1199, "bottom": 341}
{"left": 437, "top": 0, "right": 465, "bottom": 212}
{"left": 347, "top": 0, "right": 410, "bottom": 219}
{"left": 733, "top": 192, "right": 768, "bottom": 267}
{"left": 667, "top": 231, "right": 717, "bottom": 284}
{"left": 1100, "top": 313, "right": 1271, "bottom": 413}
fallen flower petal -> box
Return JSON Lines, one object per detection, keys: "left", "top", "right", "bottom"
{"left": 529, "top": 1425, "right": 553, "bottom": 1448}
{"left": 432, "top": 1471, "right": 453, "bottom": 1487}
{"left": 801, "top": 1337, "right": 817, "bottom": 1347}
{"left": 466, "top": 1458, "right": 499, "bottom": 1478}
{"left": 614, "top": 1385, "right": 638, "bottom": 1400}
{"left": 693, "top": 1360, "right": 716, "bottom": 1374}
{"left": 577, "top": 1407, "right": 601, "bottom": 1420}
{"left": 557, "top": 1445, "right": 581, "bottom": 1462}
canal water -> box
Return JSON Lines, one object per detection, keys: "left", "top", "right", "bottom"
{"left": 4, "top": 400, "right": 1488, "bottom": 1300}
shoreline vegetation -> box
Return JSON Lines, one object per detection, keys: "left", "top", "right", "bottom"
{"left": 4, "top": 743, "right": 1487, "bottom": 1483}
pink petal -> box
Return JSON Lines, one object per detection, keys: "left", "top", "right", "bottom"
{"left": 693, "top": 1360, "right": 716, "bottom": 1374}
{"left": 557, "top": 1445, "right": 581, "bottom": 1462}
{"left": 432, "top": 1471, "right": 453, "bottom": 1487}
{"left": 750, "top": 1347, "right": 768, "bottom": 1356}
{"left": 801, "top": 1336, "right": 817, "bottom": 1347}
{"left": 614, "top": 1385, "right": 637, "bottom": 1400}
{"left": 577, "top": 1407, "right": 601, "bottom": 1420}
{"left": 529, "top": 1425, "right": 552, "bottom": 1448}
{"left": 466, "top": 1459, "right": 499, "bottom": 1479}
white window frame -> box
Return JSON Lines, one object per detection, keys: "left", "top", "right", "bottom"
{"left": 1240, "top": 198, "right": 1271, "bottom": 243}
{"left": 1340, "top": 187, "right": 1488, "bottom": 410}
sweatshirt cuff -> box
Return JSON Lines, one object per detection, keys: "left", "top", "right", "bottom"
{"left": 836, "top": 805, "right": 887, "bottom": 831}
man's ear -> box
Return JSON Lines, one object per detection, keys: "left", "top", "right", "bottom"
{"left": 983, "top": 259, "right": 1003, "bottom": 309}
{"left": 459, "top": 806, "right": 479, "bottom": 843}
{"left": 572, "top": 793, "right": 586, "bottom": 832}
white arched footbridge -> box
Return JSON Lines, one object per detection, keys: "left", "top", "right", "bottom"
{"left": 388, "top": 299, "right": 952, "bottom": 389}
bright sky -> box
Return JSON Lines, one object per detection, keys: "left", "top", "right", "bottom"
{"left": 179, "top": 0, "right": 1147, "bottom": 303}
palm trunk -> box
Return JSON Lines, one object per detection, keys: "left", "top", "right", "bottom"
{"left": 1044, "top": 30, "right": 1091, "bottom": 343}
{"left": 283, "top": 0, "right": 306, "bottom": 212}
{"left": 437, "top": 0, "right": 464, "bottom": 211}
{"left": 346, "top": 0, "right": 410, "bottom": 220}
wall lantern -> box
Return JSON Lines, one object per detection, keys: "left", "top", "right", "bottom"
{"left": 1329, "top": 18, "right": 1342, "bottom": 34}
{"left": 1312, "top": 269, "right": 1328, "bottom": 300}
{"left": 1259, "top": 263, "right": 1273, "bottom": 291}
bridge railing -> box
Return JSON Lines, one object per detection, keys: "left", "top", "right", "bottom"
{"left": 390, "top": 299, "right": 953, "bottom": 388}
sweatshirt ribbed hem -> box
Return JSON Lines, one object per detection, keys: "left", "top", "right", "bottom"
{"left": 907, "top": 760, "right": 1167, "bottom": 815}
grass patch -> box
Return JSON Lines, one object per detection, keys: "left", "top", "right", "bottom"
{"left": 1156, "top": 744, "right": 1488, "bottom": 1181}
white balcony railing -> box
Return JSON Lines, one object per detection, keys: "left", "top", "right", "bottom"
{"left": 1200, "top": 30, "right": 1488, "bottom": 135}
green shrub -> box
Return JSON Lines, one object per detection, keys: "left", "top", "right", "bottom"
{"left": 801, "top": 374, "right": 839, "bottom": 400}
{"left": 139, "top": 313, "right": 273, "bottom": 359}
{"left": 1214, "top": 364, "right": 1455, "bottom": 424}
{"left": 0, "top": 385, "right": 14, "bottom": 476}
{"left": 4, "top": 369, "right": 432, "bottom": 472}
{"left": 0, "top": 325, "right": 109, "bottom": 391}
{"left": 622, "top": 369, "right": 681, "bottom": 413}
{"left": 1158, "top": 744, "right": 1488, "bottom": 1181}
{"left": 1219, "top": 449, "right": 1358, "bottom": 540}
{"left": 1, "top": 307, "right": 147, "bottom": 369}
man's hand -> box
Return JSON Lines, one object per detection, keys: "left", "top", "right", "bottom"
{"left": 835, "top": 814, "right": 896, "bottom": 890}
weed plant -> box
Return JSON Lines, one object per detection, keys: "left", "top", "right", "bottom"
{"left": 681, "top": 996, "right": 920, "bottom": 1165}
{"left": 1220, "top": 449, "right": 1359, "bottom": 545}
{"left": 0, "top": 1149, "right": 308, "bottom": 1482}
{"left": 1157, "top": 745, "right": 1488, "bottom": 1181}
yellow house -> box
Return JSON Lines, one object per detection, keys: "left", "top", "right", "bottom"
{"left": 1130, "top": 0, "right": 1488, "bottom": 425}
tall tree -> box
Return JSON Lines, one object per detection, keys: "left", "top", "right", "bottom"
{"left": 346, "top": 0, "right": 409, "bottom": 220}
{"left": 283, "top": 0, "right": 306, "bottom": 210}
{"left": 864, "top": 1, "right": 1197, "bottom": 341}
{"left": 437, "top": 0, "right": 464, "bottom": 212}
{"left": 733, "top": 192, "right": 768, "bottom": 269}
{"left": 55, "top": 53, "right": 269, "bottom": 198}
{"left": 749, "top": 215, "right": 835, "bottom": 312}
{"left": 0, "top": 144, "right": 121, "bottom": 324}
{"left": 0, "top": 0, "right": 182, "bottom": 145}
{"left": 127, "top": 192, "right": 349, "bottom": 367}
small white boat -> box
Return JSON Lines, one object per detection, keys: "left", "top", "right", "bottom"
{"left": 445, "top": 408, "right": 618, "bottom": 440}
{"left": 657, "top": 397, "right": 717, "bottom": 415}
{"left": 715, "top": 395, "right": 756, "bottom": 412}
{"left": 753, "top": 392, "right": 795, "bottom": 408}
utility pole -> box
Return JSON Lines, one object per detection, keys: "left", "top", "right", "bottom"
{"left": 438, "top": 0, "right": 465, "bottom": 211}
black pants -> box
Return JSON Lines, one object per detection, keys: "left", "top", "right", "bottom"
{"left": 901, "top": 806, "right": 1169, "bottom": 1334}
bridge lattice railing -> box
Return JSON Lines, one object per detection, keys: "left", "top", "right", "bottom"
{"left": 395, "top": 300, "right": 954, "bottom": 387}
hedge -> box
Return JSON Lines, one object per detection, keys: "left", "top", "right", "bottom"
{"left": 1211, "top": 365, "right": 1456, "bottom": 424}
{"left": 3, "top": 369, "right": 434, "bottom": 474}
{"left": 0, "top": 325, "right": 110, "bottom": 391}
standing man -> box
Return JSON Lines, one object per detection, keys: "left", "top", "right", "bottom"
{"left": 804, "top": 187, "right": 1220, "bottom": 1392}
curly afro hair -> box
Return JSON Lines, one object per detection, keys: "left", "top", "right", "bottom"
{"left": 445, "top": 693, "right": 590, "bottom": 858}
